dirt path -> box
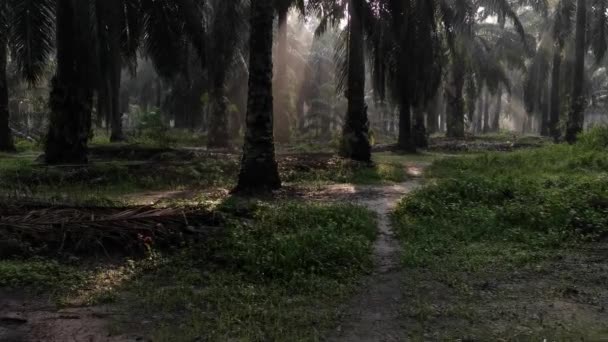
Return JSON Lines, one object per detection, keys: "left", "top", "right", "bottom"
{"left": 315, "top": 166, "right": 425, "bottom": 342}
{"left": 0, "top": 291, "right": 139, "bottom": 342}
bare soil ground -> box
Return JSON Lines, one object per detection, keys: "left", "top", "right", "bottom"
{"left": 0, "top": 291, "right": 138, "bottom": 342}
{"left": 321, "top": 181, "right": 422, "bottom": 342}
{"left": 400, "top": 243, "right": 608, "bottom": 340}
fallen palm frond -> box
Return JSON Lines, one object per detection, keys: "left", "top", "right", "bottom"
{"left": 0, "top": 205, "right": 223, "bottom": 257}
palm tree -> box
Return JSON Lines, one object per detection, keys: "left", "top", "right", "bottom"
{"left": 441, "top": 0, "right": 528, "bottom": 138}
{"left": 207, "top": 0, "right": 247, "bottom": 148}
{"left": 0, "top": 0, "right": 55, "bottom": 152}
{"left": 45, "top": 0, "right": 95, "bottom": 164}
{"left": 549, "top": 0, "right": 573, "bottom": 140}
{"left": 340, "top": 0, "right": 371, "bottom": 161}
{"left": 0, "top": 43, "right": 13, "bottom": 153}
{"left": 565, "top": 0, "right": 586, "bottom": 143}
{"left": 44, "top": 0, "right": 208, "bottom": 163}
{"left": 0, "top": 4, "right": 14, "bottom": 152}
{"left": 94, "top": 0, "right": 127, "bottom": 142}
{"left": 235, "top": 0, "right": 281, "bottom": 193}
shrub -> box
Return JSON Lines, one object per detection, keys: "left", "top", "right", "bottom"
{"left": 578, "top": 125, "right": 608, "bottom": 150}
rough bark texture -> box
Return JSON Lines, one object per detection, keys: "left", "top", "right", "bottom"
{"left": 0, "top": 41, "right": 15, "bottom": 152}
{"left": 549, "top": 50, "right": 562, "bottom": 141}
{"left": 45, "top": 0, "right": 94, "bottom": 164}
{"left": 397, "top": 96, "right": 414, "bottom": 152}
{"left": 566, "top": 0, "right": 586, "bottom": 144}
{"left": 413, "top": 106, "right": 427, "bottom": 149}
{"left": 208, "top": 72, "right": 230, "bottom": 148}
{"left": 492, "top": 87, "right": 502, "bottom": 132}
{"left": 475, "top": 93, "right": 483, "bottom": 134}
{"left": 340, "top": 0, "right": 371, "bottom": 162}
{"left": 426, "top": 94, "right": 440, "bottom": 135}
{"left": 483, "top": 89, "right": 490, "bottom": 133}
{"left": 96, "top": 0, "right": 124, "bottom": 142}
{"left": 235, "top": 0, "right": 281, "bottom": 193}
{"left": 274, "top": 9, "right": 291, "bottom": 144}
{"left": 445, "top": 55, "right": 465, "bottom": 138}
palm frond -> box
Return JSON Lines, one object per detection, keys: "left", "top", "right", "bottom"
{"left": 8, "top": 0, "right": 55, "bottom": 85}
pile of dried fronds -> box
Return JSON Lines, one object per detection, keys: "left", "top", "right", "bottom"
{"left": 0, "top": 205, "right": 223, "bottom": 257}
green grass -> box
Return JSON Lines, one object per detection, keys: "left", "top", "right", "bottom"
{"left": 394, "top": 127, "right": 608, "bottom": 270}
{"left": 108, "top": 201, "right": 376, "bottom": 341}
{"left": 0, "top": 259, "right": 86, "bottom": 293}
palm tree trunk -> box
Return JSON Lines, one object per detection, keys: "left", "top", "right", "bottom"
{"left": 274, "top": 8, "right": 291, "bottom": 144}
{"left": 566, "top": 0, "right": 586, "bottom": 144}
{"left": 446, "top": 53, "right": 466, "bottom": 138}
{"left": 426, "top": 93, "right": 440, "bottom": 135}
{"left": 492, "top": 87, "right": 502, "bottom": 132}
{"left": 483, "top": 89, "right": 490, "bottom": 134}
{"left": 0, "top": 40, "right": 15, "bottom": 152}
{"left": 549, "top": 49, "right": 562, "bottom": 141}
{"left": 413, "top": 105, "right": 427, "bottom": 148}
{"left": 340, "top": 0, "right": 371, "bottom": 161}
{"left": 398, "top": 95, "right": 414, "bottom": 151}
{"left": 45, "top": 0, "right": 94, "bottom": 164}
{"left": 235, "top": 0, "right": 281, "bottom": 193}
{"left": 95, "top": 0, "right": 124, "bottom": 142}
{"left": 208, "top": 67, "right": 230, "bottom": 148}
{"left": 475, "top": 92, "right": 483, "bottom": 134}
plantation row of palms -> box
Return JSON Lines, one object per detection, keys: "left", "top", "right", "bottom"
{"left": 0, "top": 0, "right": 606, "bottom": 192}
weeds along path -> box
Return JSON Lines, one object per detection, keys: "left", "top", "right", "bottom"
{"left": 310, "top": 164, "right": 426, "bottom": 342}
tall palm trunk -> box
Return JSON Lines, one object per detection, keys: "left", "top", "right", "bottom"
{"left": 96, "top": 0, "right": 124, "bottom": 142}
{"left": 235, "top": 0, "right": 281, "bottom": 193}
{"left": 340, "top": 0, "right": 371, "bottom": 161}
{"left": 208, "top": 68, "right": 230, "bottom": 148}
{"left": 45, "top": 0, "right": 94, "bottom": 164}
{"left": 274, "top": 8, "right": 291, "bottom": 144}
{"left": 566, "top": 0, "right": 586, "bottom": 144}
{"left": 492, "top": 87, "right": 502, "bottom": 132}
{"left": 413, "top": 105, "right": 427, "bottom": 149}
{"left": 549, "top": 49, "right": 562, "bottom": 141}
{"left": 426, "top": 93, "right": 440, "bottom": 135}
{"left": 398, "top": 95, "right": 414, "bottom": 151}
{"left": 446, "top": 53, "right": 466, "bottom": 138}
{"left": 0, "top": 40, "right": 15, "bottom": 152}
{"left": 208, "top": 1, "right": 241, "bottom": 149}
{"left": 483, "top": 89, "right": 490, "bottom": 133}
{"left": 475, "top": 92, "right": 483, "bottom": 133}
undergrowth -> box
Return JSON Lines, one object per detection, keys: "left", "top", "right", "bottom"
{"left": 394, "top": 127, "right": 608, "bottom": 270}
{"left": 116, "top": 201, "right": 376, "bottom": 341}
{"left": 1, "top": 201, "right": 376, "bottom": 341}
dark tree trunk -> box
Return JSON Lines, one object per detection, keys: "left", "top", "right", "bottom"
{"left": 566, "top": 0, "right": 586, "bottom": 144}
{"left": 398, "top": 95, "right": 415, "bottom": 152}
{"left": 475, "top": 92, "right": 483, "bottom": 134}
{"left": 0, "top": 40, "right": 15, "bottom": 152}
{"left": 45, "top": 0, "right": 94, "bottom": 164}
{"left": 274, "top": 9, "right": 291, "bottom": 144}
{"left": 413, "top": 106, "right": 427, "bottom": 149}
{"left": 235, "top": 0, "right": 281, "bottom": 193}
{"left": 341, "top": 0, "right": 371, "bottom": 161}
{"left": 209, "top": 0, "right": 243, "bottom": 148}
{"left": 426, "top": 93, "right": 440, "bottom": 135}
{"left": 208, "top": 69, "right": 230, "bottom": 148}
{"left": 492, "top": 87, "right": 502, "bottom": 132}
{"left": 96, "top": 0, "right": 124, "bottom": 142}
{"left": 549, "top": 50, "right": 562, "bottom": 141}
{"left": 483, "top": 89, "right": 490, "bottom": 134}
{"left": 446, "top": 54, "right": 466, "bottom": 138}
